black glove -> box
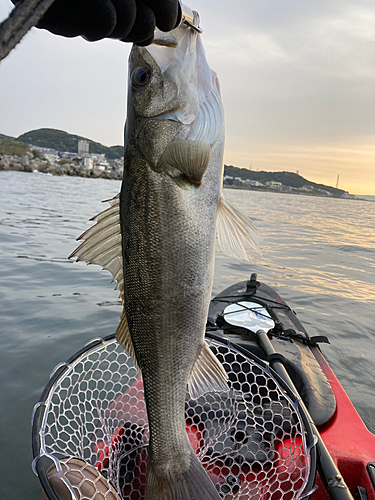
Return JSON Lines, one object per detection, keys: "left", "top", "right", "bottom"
{"left": 12, "top": 0, "right": 181, "bottom": 45}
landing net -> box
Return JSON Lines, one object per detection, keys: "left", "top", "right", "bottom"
{"left": 32, "top": 334, "right": 314, "bottom": 500}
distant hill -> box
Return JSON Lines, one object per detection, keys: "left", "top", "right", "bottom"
{"left": 0, "top": 133, "right": 16, "bottom": 142}
{"left": 15, "top": 128, "right": 123, "bottom": 160}
{"left": 224, "top": 165, "right": 346, "bottom": 197}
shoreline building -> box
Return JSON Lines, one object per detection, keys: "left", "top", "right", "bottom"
{"left": 78, "top": 140, "right": 89, "bottom": 156}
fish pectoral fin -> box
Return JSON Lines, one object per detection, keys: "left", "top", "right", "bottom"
{"left": 216, "top": 195, "right": 263, "bottom": 261}
{"left": 188, "top": 342, "right": 228, "bottom": 399}
{"left": 116, "top": 310, "right": 141, "bottom": 375}
{"left": 160, "top": 140, "right": 211, "bottom": 186}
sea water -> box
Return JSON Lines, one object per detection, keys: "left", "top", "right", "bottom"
{"left": 1, "top": 170, "right": 374, "bottom": 499}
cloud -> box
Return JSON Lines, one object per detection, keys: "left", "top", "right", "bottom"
{"left": 205, "top": 30, "right": 290, "bottom": 65}
{"left": 1, "top": 0, "right": 374, "bottom": 193}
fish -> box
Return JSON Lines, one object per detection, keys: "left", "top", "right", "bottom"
{"left": 70, "top": 12, "right": 261, "bottom": 500}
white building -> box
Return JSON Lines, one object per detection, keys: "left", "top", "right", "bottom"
{"left": 95, "top": 162, "right": 109, "bottom": 171}
{"left": 84, "top": 157, "right": 93, "bottom": 169}
{"left": 61, "top": 152, "right": 79, "bottom": 160}
{"left": 245, "top": 180, "right": 264, "bottom": 187}
{"left": 78, "top": 140, "right": 89, "bottom": 156}
{"left": 43, "top": 150, "right": 59, "bottom": 163}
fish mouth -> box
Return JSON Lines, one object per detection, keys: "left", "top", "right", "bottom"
{"left": 152, "top": 31, "right": 179, "bottom": 48}
{"left": 130, "top": 19, "right": 223, "bottom": 182}
{"left": 150, "top": 8, "right": 201, "bottom": 49}
{"left": 143, "top": 21, "right": 197, "bottom": 75}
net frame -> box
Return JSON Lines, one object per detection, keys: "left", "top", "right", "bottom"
{"left": 32, "top": 332, "right": 317, "bottom": 500}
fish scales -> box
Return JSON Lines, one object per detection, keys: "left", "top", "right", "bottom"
{"left": 70, "top": 14, "right": 262, "bottom": 500}
{"left": 120, "top": 141, "right": 221, "bottom": 474}
{"left": 121, "top": 47, "right": 225, "bottom": 494}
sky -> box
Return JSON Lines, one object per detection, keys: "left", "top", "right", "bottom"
{"left": 1, "top": 0, "right": 374, "bottom": 195}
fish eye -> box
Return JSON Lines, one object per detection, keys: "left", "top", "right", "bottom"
{"left": 131, "top": 67, "right": 151, "bottom": 88}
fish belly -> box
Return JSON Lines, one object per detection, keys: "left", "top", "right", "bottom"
{"left": 120, "top": 150, "right": 216, "bottom": 472}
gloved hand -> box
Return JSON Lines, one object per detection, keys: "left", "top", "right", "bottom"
{"left": 12, "top": 0, "right": 181, "bottom": 46}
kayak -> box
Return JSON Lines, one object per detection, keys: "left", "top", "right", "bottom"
{"left": 208, "top": 274, "right": 375, "bottom": 500}
{"left": 32, "top": 274, "right": 375, "bottom": 500}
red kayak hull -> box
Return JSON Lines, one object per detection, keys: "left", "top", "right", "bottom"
{"left": 312, "top": 347, "right": 375, "bottom": 500}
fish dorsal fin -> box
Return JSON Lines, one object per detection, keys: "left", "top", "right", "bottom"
{"left": 116, "top": 310, "right": 140, "bottom": 373}
{"left": 69, "top": 195, "right": 140, "bottom": 373}
{"left": 161, "top": 140, "right": 211, "bottom": 186}
{"left": 69, "top": 194, "right": 125, "bottom": 302}
{"left": 216, "top": 195, "right": 263, "bottom": 262}
{"left": 188, "top": 342, "right": 228, "bottom": 399}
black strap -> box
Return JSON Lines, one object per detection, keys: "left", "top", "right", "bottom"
{"left": 309, "top": 336, "right": 330, "bottom": 346}
{"left": 0, "top": 0, "right": 56, "bottom": 63}
{"left": 273, "top": 329, "right": 330, "bottom": 346}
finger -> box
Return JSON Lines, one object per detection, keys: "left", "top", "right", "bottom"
{"left": 78, "top": 0, "right": 117, "bottom": 41}
{"left": 144, "top": 0, "right": 179, "bottom": 32}
{"left": 37, "top": 0, "right": 79, "bottom": 37}
{"left": 121, "top": 1, "right": 155, "bottom": 44}
{"left": 109, "top": 0, "right": 137, "bottom": 39}
{"left": 136, "top": 36, "right": 154, "bottom": 46}
{"left": 37, "top": 0, "right": 117, "bottom": 41}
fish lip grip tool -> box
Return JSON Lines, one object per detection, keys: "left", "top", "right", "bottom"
{"left": 178, "top": 2, "right": 203, "bottom": 33}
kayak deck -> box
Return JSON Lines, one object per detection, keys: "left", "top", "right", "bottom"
{"left": 208, "top": 275, "right": 375, "bottom": 500}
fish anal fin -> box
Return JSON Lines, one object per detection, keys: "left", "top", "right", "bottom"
{"left": 188, "top": 342, "right": 228, "bottom": 399}
{"left": 161, "top": 140, "right": 211, "bottom": 186}
{"left": 116, "top": 310, "right": 141, "bottom": 375}
{"left": 216, "top": 195, "right": 263, "bottom": 262}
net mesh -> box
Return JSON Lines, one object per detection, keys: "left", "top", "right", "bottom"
{"left": 35, "top": 337, "right": 311, "bottom": 500}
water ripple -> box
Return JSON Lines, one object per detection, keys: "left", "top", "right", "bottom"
{"left": 0, "top": 172, "right": 374, "bottom": 500}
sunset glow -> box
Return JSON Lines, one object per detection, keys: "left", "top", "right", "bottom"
{"left": 1, "top": 0, "right": 374, "bottom": 195}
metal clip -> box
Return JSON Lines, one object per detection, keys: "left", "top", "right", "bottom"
{"left": 178, "top": 2, "right": 203, "bottom": 33}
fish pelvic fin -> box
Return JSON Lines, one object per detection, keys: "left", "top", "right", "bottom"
{"left": 116, "top": 310, "right": 141, "bottom": 374}
{"left": 160, "top": 140, "right": 211, "bottom": 186}
{"left": 145, "top": 450, "right": 221, "bottom": 500}
{"left": 188, "top": 342, "right": 228, "bottom": 399}
{"left": 68, "top": 194, "right": 125, "bottom": 302}
{"left": 216, "top": 194, "right": 263, "bottom": 261}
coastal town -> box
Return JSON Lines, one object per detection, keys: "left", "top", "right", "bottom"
{"left": 0, "top": 138, "right": 124, "bottom": 180}
{"left": 0, "top": 131, "right": 359, "bottom": 199}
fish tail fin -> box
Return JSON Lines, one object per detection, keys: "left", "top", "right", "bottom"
{"left": 145, "top": 451, "right": 221, "bottom": 500}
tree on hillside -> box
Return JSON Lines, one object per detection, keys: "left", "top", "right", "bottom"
{"left": 0, "top": 141, "right": 30, "bottom": 156}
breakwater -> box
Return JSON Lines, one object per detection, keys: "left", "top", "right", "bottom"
{"left": 0, "top": 153, "right": 122, "bottom": 180}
